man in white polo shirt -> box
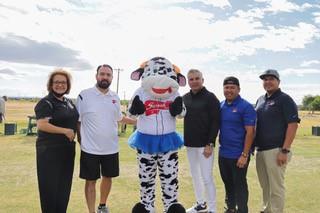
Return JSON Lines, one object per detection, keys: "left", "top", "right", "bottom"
{"left": 76, "top": 64, "right": 136, "bottom": 213}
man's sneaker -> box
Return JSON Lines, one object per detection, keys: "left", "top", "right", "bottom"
{"left": 186, "top": 202, "right": 207, "bottom": 213}
{"left": 97, "top": 205, "right": 109, "bottom": 213}
{"left": 224, "top": 207, "right": 236, "bottom": 213}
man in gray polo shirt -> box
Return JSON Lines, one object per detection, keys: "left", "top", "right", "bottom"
{"left": 255, "top": 69, "right": 300, "bottom": 213}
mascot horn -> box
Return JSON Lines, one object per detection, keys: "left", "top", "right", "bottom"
{"left": 128, "top": 57, "right": 186, "bottom": 213}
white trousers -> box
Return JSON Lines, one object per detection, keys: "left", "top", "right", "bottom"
{"left": 187, "top": 147, "right": 217, "bottom": 212}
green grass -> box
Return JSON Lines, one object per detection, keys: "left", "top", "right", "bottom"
{"left": 0, "top": 101, "right": 320, "bottom": 212}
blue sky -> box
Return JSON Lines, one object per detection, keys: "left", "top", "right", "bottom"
{"left": 0, "top": 0, "right": 319, "bottom": 104}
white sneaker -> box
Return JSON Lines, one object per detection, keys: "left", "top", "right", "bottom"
{"left": 97, "top": 205, "right": 109, "bottom": 213}
{"left": 186, "top": 202, "right": 207, "bottom": 213}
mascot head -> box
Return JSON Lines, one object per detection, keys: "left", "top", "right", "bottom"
{"left": 131, "top": 57, "right": 186, "bottom": 99}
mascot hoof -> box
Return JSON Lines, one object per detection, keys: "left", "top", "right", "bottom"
{"left": 167, "top": 203, "right": 186, "bottom": 213}
{"left": 132, "top": 203, "right": 148, "bottom": 213}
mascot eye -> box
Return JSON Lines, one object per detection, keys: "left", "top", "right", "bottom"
{"left": 170, "top": 76, "right": 177, "bottom": 80}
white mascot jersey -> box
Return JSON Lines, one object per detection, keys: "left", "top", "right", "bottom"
{"left": 132, "top": 87, "right": 180, "bottom": 135}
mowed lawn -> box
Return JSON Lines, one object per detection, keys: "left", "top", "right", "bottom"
{"left": 0, "top": 100, "right": 320, "bottom": 213}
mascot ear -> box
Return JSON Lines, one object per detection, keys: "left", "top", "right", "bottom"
{"left": 131, "top": 68, "right": 144, "bottom": 81}
{"left": 173, "top": 64, "right": 186, "bottom": 86}
{"left": 177, "top": 73, "right": 186, "bottom": 86}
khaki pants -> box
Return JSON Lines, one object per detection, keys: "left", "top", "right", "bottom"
{"left": 256, "top": 148, "right": 292, "bottom": 213}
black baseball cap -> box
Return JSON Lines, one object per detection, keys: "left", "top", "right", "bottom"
{"left": 223, "top": 76, "right": 240, "bottom": 86}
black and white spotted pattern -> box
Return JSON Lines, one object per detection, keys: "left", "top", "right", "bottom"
{"left": 141, "top": 57, "right": 177, "bottom": 80}
{"left": 137, "top": 150, "right": 179, "bottom": 213}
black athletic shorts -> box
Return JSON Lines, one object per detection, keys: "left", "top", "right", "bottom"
{"left": 80, "top": 150, "right": 119, "bottom": 180}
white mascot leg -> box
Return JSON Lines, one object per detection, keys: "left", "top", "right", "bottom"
{"left": 137, "top": 150, "right": 157, "bottom": 213}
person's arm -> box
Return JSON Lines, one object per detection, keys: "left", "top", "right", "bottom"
{"left": 277, "top": 95, "right": 300, "bottom": 166}
{"left": 76, "top": 122, "right": 81, "bottom": 144}
{"left": 277, "top": 122, "right": 298, "bottom": 166}
{"left": 75, "top": 94, "right": 82, "bottom": 144}
{"left": 207, "top": 94, "right": 220, "bottom": 146}
{"left": 282, "top": 122, "right": 298, "bottom": 150}
{"left": 119, "top": 116, "right": 137, "bottom": 125}
{"left": 37, "top": 118, "right": 75, "bottom": 141}
{"left": 203, "top": 94, "right": 220, "bottom": 158}
{"left": 237, "top": 126, "right": 255, "bottom": 168}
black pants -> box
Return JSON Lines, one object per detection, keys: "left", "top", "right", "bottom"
{"left": 218, "top": 156, "right": 250, "bottom": 213}
{"left": 36, "top": 142, "right": 75, "bottom": 213}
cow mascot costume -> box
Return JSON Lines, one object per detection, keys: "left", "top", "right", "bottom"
{"left": 128, "top": 57, "right": 186, "bottom": 213}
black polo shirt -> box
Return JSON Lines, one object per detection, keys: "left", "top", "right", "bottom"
{"left": 255, "top": 89, "right": 300, "bottom": 151}
{"left": 34, "top": 93, "right": 79, "bottom": 146}
{"left": 183, "top": 87, "right": 220, "bottom": 147}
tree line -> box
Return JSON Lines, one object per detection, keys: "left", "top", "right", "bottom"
{"left": 302, "top": 95, "right": 320, "bottom": 113}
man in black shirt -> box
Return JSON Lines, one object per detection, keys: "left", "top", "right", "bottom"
{"left": 183, "top": 69, "right": 220, "bottom": 213}
{"left": 255, "top": 69, "right": 300, "bottom": 213}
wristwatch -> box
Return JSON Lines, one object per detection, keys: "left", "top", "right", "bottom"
{"left": 281, "top": 148, "right": 290, "bottom": 154}
{"left": 241, "top": 152, "right": 248, "bottom": 158}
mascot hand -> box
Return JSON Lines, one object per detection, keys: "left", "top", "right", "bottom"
{"left": 169, "top": 96, "right": 183, "bottom": 117}
{"left": 129, "top": 95, "right": 145, "bottom": 115}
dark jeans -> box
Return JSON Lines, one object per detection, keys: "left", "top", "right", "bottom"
{"left": 36, "top": 142, "right": 75, "bottom": 213}
{"left": 218, "top": 155, "right": 250, "bottom": 213}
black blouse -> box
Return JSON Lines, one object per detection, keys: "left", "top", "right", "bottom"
{"left": 34, "top": 93, "right": 79, "bottom": 146}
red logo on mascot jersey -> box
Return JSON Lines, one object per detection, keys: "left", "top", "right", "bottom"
{"left": 145, "top": 100, "right": 172, "bottom": 116}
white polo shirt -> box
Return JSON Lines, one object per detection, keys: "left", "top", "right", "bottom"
{"left": 76, "top": 86, "right": 123, "bottom": 155}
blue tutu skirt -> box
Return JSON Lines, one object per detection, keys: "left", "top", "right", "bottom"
{"left": 128, "top": 131, "right": 184, "bottom": 154}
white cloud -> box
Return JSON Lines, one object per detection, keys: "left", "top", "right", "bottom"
{"left": 155, "top": 0, "right": 231, "bottom": 9}
{"left": 282, "top": 68, "right": 320, "bottom": 76}
{"left": 233, "top": 22, "right": 320, "bottom": 53}
{"left": 254, "top": 0, "right": 297, "bottom": 12}
{"left": 200, "top": 0, "right": 231, "bottom": 9}
{"left": 1, "top": 0, "right": 317, "bottom": 65}
{"left": 254, "top": 0, "right": 317, "bottom": 13}
{"left": 314, "top": 12, "right": 320, "bottom": 24}
{"left": 235, "top": 8, "right": 265, "bottom": 19}
{"left": 301, "top": 60, "right": 320, "bottom": 67}
{"left": 266, "top": 0, "right": 300, "bottom": 13}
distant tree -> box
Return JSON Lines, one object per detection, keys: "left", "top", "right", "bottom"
{"left": 121, "top": 99, "right": 129, "bottom": 106}
{"left": 302, "top": 95, "right": 315, "bottom": 111}
{"left": 310, "top": 96, "right": 320, "bottom": 112}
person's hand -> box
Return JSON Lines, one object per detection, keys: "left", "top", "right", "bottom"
{"left": 236, "top": 156, "right": 248, "bottom": 168}
{"left": 129, "top": 95, "right": 145, "bottom": 115}
{"left": 277, "top": 152, "right": 288, "bottom": 166}
{"left": 64, "top": 128, "right": 75, "bottom": 141}
{"left": 203, "top": 145, "right": 213, "bottom": 158}
{"left": 169, "top": 96, "right": 183, "bottom": 117}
